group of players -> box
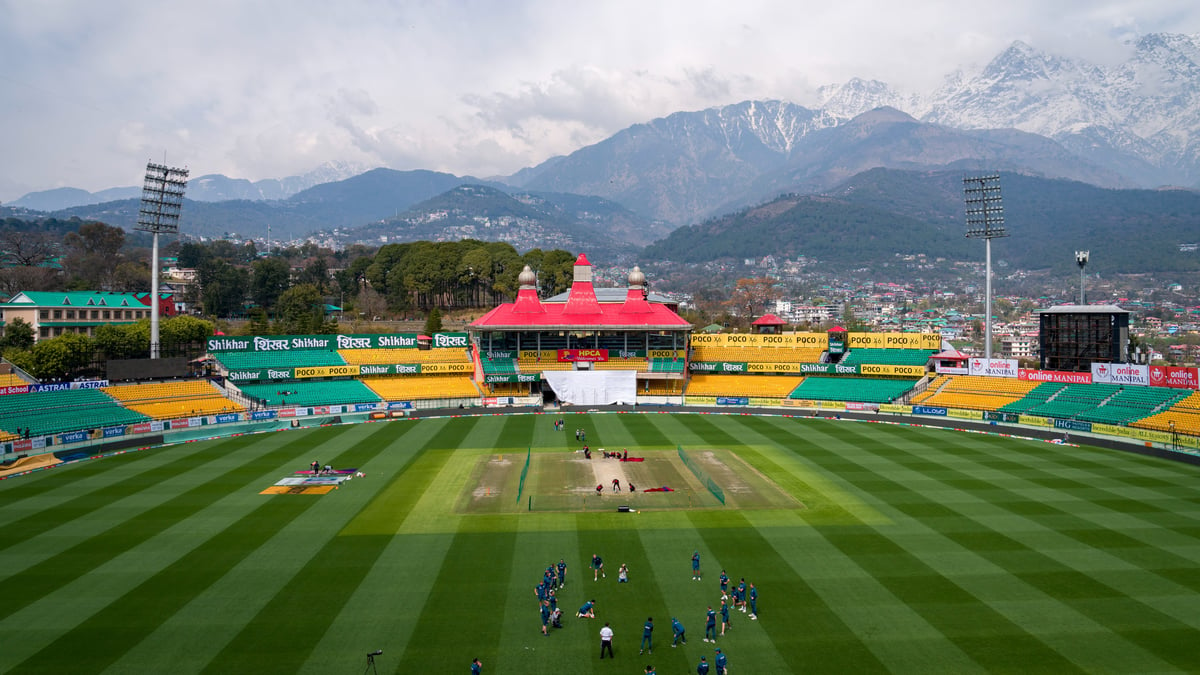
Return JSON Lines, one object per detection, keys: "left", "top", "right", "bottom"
{"left": 528, "top": 550, "right": 756, "bottom": 674}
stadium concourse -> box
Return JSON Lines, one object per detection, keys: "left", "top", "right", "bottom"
{"left": 3, "top": 252, "right": 1200, "bottom": 473}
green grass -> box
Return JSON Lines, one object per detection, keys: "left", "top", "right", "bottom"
{"left": 2, "top": 412, "right": 1200, "bottom": 674}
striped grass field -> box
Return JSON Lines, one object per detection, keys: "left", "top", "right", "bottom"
{"left": 1, "top": 412, "right": 1199, "bottom": 674}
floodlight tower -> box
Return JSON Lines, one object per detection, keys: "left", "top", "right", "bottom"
{"left": 136, "top": 161, "right": 189, "bottom": 359}
{"left": 963, "top": 175, "right": 1008, "bottom": 361}
{"left": 1075, "top": 250, "right": 1089, "bottom": 305}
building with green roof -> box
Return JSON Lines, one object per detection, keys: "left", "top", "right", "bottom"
{"left": 0, "top": 291, "right": 176, "bottom": 342}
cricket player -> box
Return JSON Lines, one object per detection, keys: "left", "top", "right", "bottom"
{"left": 640, "top": 616, "right": 654, "bottom": 654}
{"left": 671, "top": 617, "right": 687, "bottom": 647}
{"left": 692, "top": 551, "right": 702, "bottom": 580}
{"left": 704, "top": 605, "right": 717, "bottom": 642}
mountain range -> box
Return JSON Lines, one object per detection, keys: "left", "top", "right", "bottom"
{"left": 6, "top": 33, "right": 1199, "bottom": 274}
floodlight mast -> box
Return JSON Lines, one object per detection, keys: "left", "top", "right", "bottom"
{"left": 963, "top": 175, "right": 1008, "bottom": 361}
{"left": 135, "top": 162, "right": 189, "bottom": 359}
{"left": 1075, "top": 250, "right": 1089, "bottom": 305}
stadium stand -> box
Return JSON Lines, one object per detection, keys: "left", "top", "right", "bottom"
{"left": 839, "top": 348, "right": 935, "bottom": 367}
{"left": 997, "top": 382, "right": 1066, "bottom": 413}
{"left": 691, "top": 345, "right": 824, "bottom": 363}
{"left": 0, "top": 373, "right": 28, "bottom": 387}
{"left": 1020, "top": 383, "right": 1123, "bottom": 419}
{"left": 238, "top": 380, "right": 380, "bottom": 407}
{"left": 363, "top": 375, "right": 480, "bottom": 401}
{"left": 215, "top": 350, "right": 347, "bottom": 370}
{"left": 1132, "top": 391, "right": 1200, "bottom": 436}
{"left": 648, "top": 358, "right": 686, "bottom": 373}
{"left": 1076, "top": 386, "right": 1189, "bottom": 425}
{"left": 104, "top": 380, "right": 245, "bottom": 419}
{"left": 480, "top": 355, "right": 519, "bottom": 374}
{"left": 788, "top": 376, "right": 916, "bottom": 403}
{"left": 592, "top": 357, "right": 648, "bottom": 371}
{"left": 909, "top": 375, "right": 1040, "bottom": 411}
{"left": 642, "top": 380, "right": 685, "bottom": 396}
{"left": 338, "top": 348, "right": 470, "bottom": 365}
{"left": 517, "top": 353, "right": 575, "bottom": 371}
{"left": 482, "top": 382, "right": 531, "bottom": 397}
{"left": 686, "top": 374, "right": 804, "bottom": 398}
{"left": 0, "top": 389, "right": 150, "bottom": 437}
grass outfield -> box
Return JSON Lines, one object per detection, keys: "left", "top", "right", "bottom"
{"left": 1, "top": 413, "right": 1199, "bottom": 674}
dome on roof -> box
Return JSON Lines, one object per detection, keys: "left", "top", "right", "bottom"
{"left": 628, "top": 266, "right": 646, "bottom": 287}
{"left": 518, "top": 265, "right": 537, "bottom": 287}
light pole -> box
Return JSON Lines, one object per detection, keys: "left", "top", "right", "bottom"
{"left": 1075, "top": 251, "right": 1089, "bottom": 305}
{"left": 964, "top": 175, "right": 1008, "bottom": 361}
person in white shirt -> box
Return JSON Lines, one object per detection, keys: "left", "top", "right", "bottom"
{"left": 600, "top": 622, "right": 615, "bottom": 659}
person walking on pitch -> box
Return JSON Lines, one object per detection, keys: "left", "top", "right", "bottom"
{"left": 704, "top": 605, "right": 718, "bottom": 642}
{"left": 599, "top": 622, "right": 614, "bottom": 659}
{"left": 696, "top": 655, "right": 710, "bottom": 675}
{"left": 715, "top": 647, "right": 728, "bottom": 675}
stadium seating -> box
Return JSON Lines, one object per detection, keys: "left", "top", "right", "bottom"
{"left": 215, "top": 350, "right": 347, "bottom": 370}
{"left": 1132, "top": 391, "right": 1200, "bottom": 436}
{"left": 839, "top": 348, "right": 935, "bottom": 367}
{"left": 690, "top": 346, "right": 824, "bottom": 363}
{"left": 339, "top": 348, "right": 470, "bottom": 365}
{"left": 686, "top": 374, "right": 804, "bottom": 398}
{"left": 238, "top": 380, "right": 381, "bottom": 407}
{"left": 363, "top": 375, "right": 480, "bottom": 401}
{"left": 0, "top": 389, "right": 151, "bottom": 437}
{"left": 1021, "top": 383, "right": 1122, "bottom": 419}
{"left": 641, "top": 380, "right": 685, "bottom": 396}
{"left": 788, "top": 377, "right": 916, "bottom": 403}
{"left": 517, "top": 354, "right": 575, "bottom": 371}
{"left": 104, "top": 380, "right": 245, "bottom": 419}
{"left": 648, "top": 358, "right": 686, "bottom": 373}
{"left": 480, "top": 356, "right": 519, "bottom": 374}
{"left": 1076, "top": 386, "right": 1188, "bottom": 425}
{"left": 997, "top": 382, "right": 1065, "bottom": 413}
{"left": 0, "top": 373, "right": 28, "bottom": 387}
{"left": 482, "top": 382, "right": 532, "bottom": 397}
{"left": 592, "top": 357, "right": 647, "bottom": 371}
{"left": 910, "top": 375, "right": 1040, "bottom": 411}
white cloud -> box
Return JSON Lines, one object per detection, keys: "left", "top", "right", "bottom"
{"left": 1, "top": 0, "right": 1198, "bottom": 200}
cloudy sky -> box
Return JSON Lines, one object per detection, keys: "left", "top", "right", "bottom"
{"left": 1, "top": 0, "right": 1198, "bottom": 201}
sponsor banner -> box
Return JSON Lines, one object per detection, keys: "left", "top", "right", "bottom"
{"left": 828, "top": 332, "right": 846, "bottom": 354}
{"left": 648, "top": 349, "right": 681, "bottom": 358}
{"left": 312, "top": 406, "right": 329, "bottom": 415}
{"left": 102, "top": 426, "right": 126, "bottom": 438}
{"left": 983, "top": 411, "right": 1021, "bottom": 423}
{"left": 1020, "top": 415, "right": 1052, "bottom": 427}
{"left": 387, "top": 401, "right": 414, "bottom": 410}
{"left": 519, "top": 350, "right": 542, "bottom": 359}
{"left": 913, "top": 405, "right": 948, "bottom": 416}
{"left": 859, "top": 364, "right": 927, "bottom": 378}
{"left": 1018, "top": 369, "right": 1092, "bottom": 384}
{"left": 29, "top": 380, "right": 109, "bottom": 393}
{"left": 481, "top": 397, "right": 498, "bottom": 406}
{"left": 716, "top": 396, "right": 750, "bottom": 406}
{"left": 748, "top": 397, "right": 783, "bottom": 407}
{"left": 879, "top": 403, "right": 911, "bottom": 414}
{"left": 968, "top": 358, "right": 1018, "bottom": 378}
{"left": 354, "top": 403, "right": 378, "bottom": 412}
{"left": 129, "top": 422, "right": 153, "bottom": 434}
{"left": 251, "top": 410, "right": 278, "bottom": 420}
{"left": 844, "top": 402, "right": 880, "bottom": 412}
{"left": 747, "top": 362, "right": 803, "bottom": 373}
{"left": 1149, "top": 365, "right": 1199, "bottom": 389}
{"left": 689, "top": 361, "right": 749, "bottom": 373}
{"left": 291, "top": 408, "right": 309, "bottom": 417}
{"left": 208, "top": 333, "right": 458, "bottom": 352}
{"left": 421, "top": 362, "right": 473, "bottom": 374}
{"left": 780, "top": 399, "right": 807, "bottom": 407}
{"left": 684, "top": 396, "right": 718, "bottom": 405}
{"left": 214, "top": 413, "right": 240, "bottom": 424}
{"left": 277, "top": 408, "right": 296, "bottom": 418}
{"left": 848, "top": 332, "right": 941, "bottom": 350}
{"left": 58, "top": 430, "right": 90, "bottom": 444}
{"left": 227, "top": 368, "right": 295, "bottom": 382}
{"left": 13, "top": 436, "right": 48, "bottom": 452}
{"left": 935, "top": 365, "right": 969, "bottom": 375}
{"left": 1054, "top": 419, "right": 1092, "bottom": 433}
{"left": 948, "top": 408, "right": 984, "bottom": 420}
{"left": 169, "top": 417, "right": 194, "bottom": 428}
{"left": 483, "top": 350, "right": 516, "bottom": 360}
{"left": 558, "top": 349, "right": 609, "bottom": 362}
{"left": 357, "top": 363, "right": 422, "bottom": 376}
{"left": 689, "top": 333, "right": 828, "bottom": 348}
{"left": 484, "top": 373, "right": 541, "bottom": 383}
{"left": 294, "top": 364, "right": 361, "bottom": 379}
{"left": 0, "top": 384, "right": 31, "bottom": 396}
{"left": 797, "top": 363, "right": 860, "bottom": 375}
{"left": 432, "top": 332, "right": 469, "bottom": 348}
{"left": 1091, "top": 362, "right": 1149, "bottom": 386}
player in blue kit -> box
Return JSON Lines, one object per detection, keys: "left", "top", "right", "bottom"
{"left": 749, "top": 582, "right": 758, "bottom": 619}
{"left": 696, "top": 655, "right": 710, "bottom": 674}
{"left": 720, "top": 598, "right": 731, "bottom": 635}
{"left": 692, "top": 551, "right": 702, "bottom": 580}
{"left": 671, "top": 617, "right": 687, "bottom": 646}
{"left": 640, "top": 616, "right": 654, "bottom": 654}
{"left": 719, "top": 570, "right": 729, "bottom": 596}
{"left": 715, "top": 647, "right": 728, "bottom": 675}
{"left": 557, "top": 558, "right": 567, "bottom": 588}
{"left": 704, "top": 605, "right": 717, "bottom": 642}
{"left": 577, "top": 599, "right": 595, "bottom": 618}
{"left": 592, "top": 553, "right": 605, "bottom": 580}
{"left": 471, "top": 657, "right": 482, "bottom": 674}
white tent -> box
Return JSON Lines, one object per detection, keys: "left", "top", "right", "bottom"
{"left": 543, "top": 370, "right": 637, "bottom": 406}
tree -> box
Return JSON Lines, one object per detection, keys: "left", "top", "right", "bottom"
{"left": 62, "top": 221, "right": 126, "bottom": 289}
{"left": 251, "top": 257, "right": 291, "bottom": 313}
{"left": 0, "top": 317, "right": 35, "bottom": 351}
{"left": 112, "top": 261, "right": 152, "bottom": 293}
{"left": 725, "top": 277, "right": 781, "bottom": 318}
{"left": 276, "top": 284, "right": 333, "bottom": 334}
{"left": 160, "top": 315, "right": 213, "bottom": 352}
{"left": 30, "top": 332, "right": 93, "bottom": 381}
{"left": 0, "top": 229, "right": 56, "bottom": 267}
{"left": 93, "top": 323, "right": 149, "bottom": 359}
{"left": 424, "top": 307, "right": 443, "bottom": 335}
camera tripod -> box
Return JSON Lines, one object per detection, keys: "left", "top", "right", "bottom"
{"left": 364, "top": 652, "right": 380, "bottom": 675}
